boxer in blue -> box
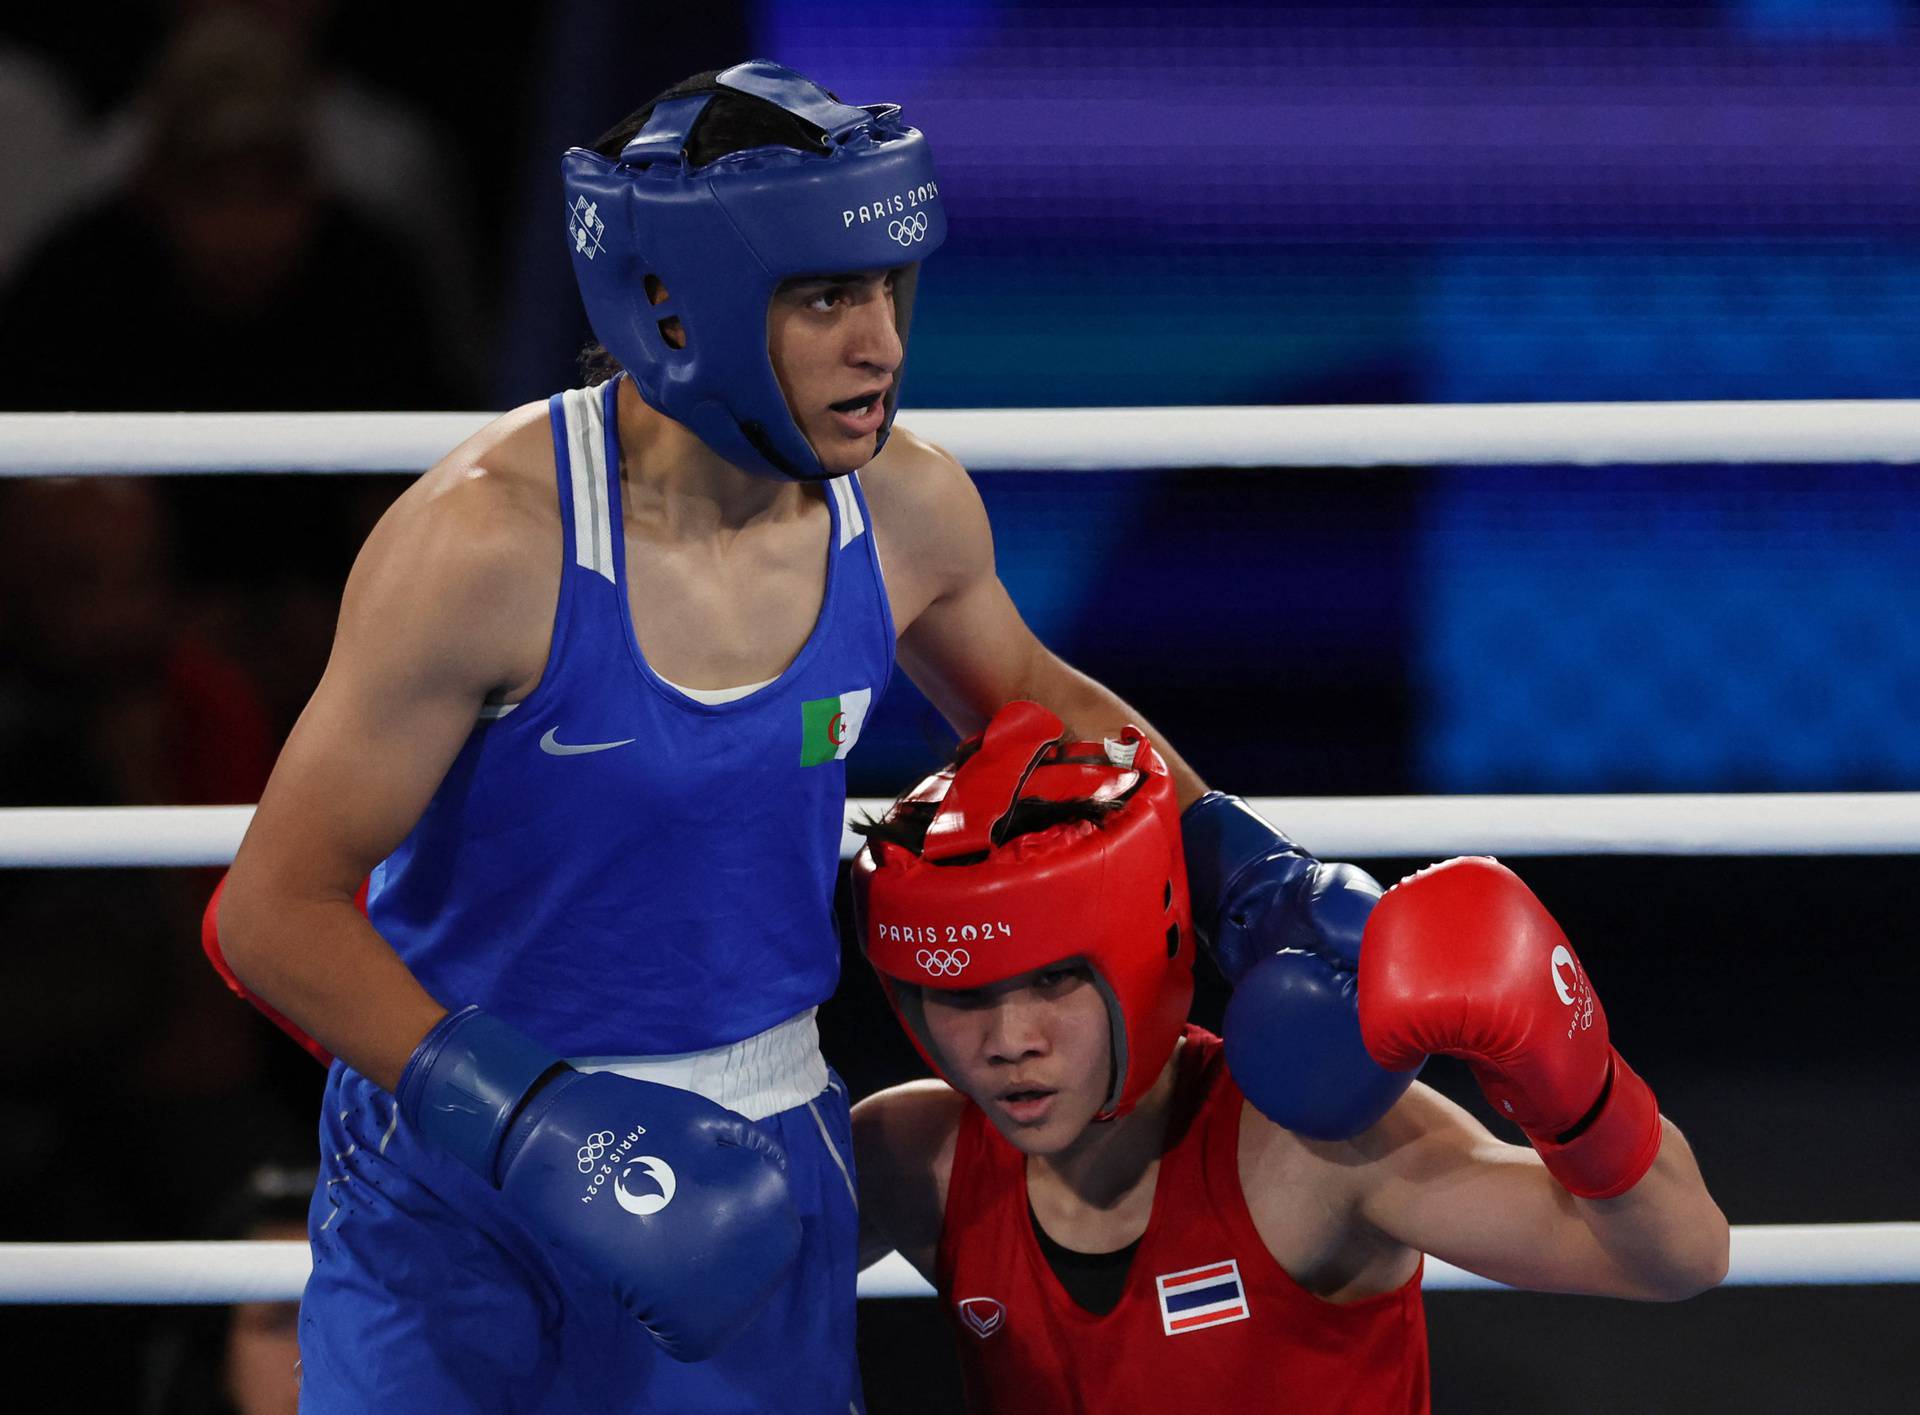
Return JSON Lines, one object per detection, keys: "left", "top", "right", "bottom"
{"left": 216, "top": 61, "right": 1376, "bottom": 1411}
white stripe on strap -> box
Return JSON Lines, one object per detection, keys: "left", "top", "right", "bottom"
{"left": 829, "top": 474, "right": 866, "bottom": 549}
{"left": 561, "top": 386, "right": 614, "bottom": 583}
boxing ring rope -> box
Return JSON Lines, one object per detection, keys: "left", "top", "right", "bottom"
{"left": 5, "top": 399, "right": 1920, "bottom": 476}
{"left": 3, "top": 1225, "right": 1917, "bottom": 1305}
{"left": 4, "top": 403, "right": 1914, "bottom": 1307}
{"left": 5, "top": 794, "right": 1920, "bottom": 869}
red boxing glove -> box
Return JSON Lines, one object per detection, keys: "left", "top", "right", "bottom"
{"left": 1357, "top": 857, "right": 1661, "bottom": 1200}
{"left": 201, "top": 872, "right": 343, "bottom": 1068}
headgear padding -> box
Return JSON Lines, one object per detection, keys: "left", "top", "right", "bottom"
{"left": 854, "top": 702, "right": 1195, "bottom": 1118}
{"left": 561, "top": 60, "right": 947, "bottom": 482}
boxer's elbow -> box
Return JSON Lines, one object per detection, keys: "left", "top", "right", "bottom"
{"left": 1638, "top": 1214, "right": 1731, "bottom": 1301}
{"left": 215, "top": 866, "right": 279, "bottom": 992}
{"left": 1682, "top": 1215, "right": 1732, "bottom": 1297}
{"left": 218, "top": 862, "right": 331, "bottom": 996}
{"left": 1646, "top": 1258, "right": 1727, "bottom": 1303}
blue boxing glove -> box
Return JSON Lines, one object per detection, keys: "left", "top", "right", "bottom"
{"left": 397, "top": 1006, "right": 801, "bottom": 1362}
{"left": 1183, "top": 792, "right": 1419, "bottom": 1139}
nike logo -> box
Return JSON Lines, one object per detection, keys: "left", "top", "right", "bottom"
{"left": 539, "top": 727, "right": 637, "bottom": 757}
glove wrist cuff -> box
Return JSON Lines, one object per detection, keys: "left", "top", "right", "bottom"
{"left": 1181, "top": 792, "right": 1301, "bottom": 937}
{"left": 1528, "top": 1049, "right": 1663, "bottom": 1200}
{"left": 397, "top": 1005, "right": 563, "bottom": 1185}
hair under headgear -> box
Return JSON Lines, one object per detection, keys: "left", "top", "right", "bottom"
{"left": 853, "top": 702, "right": 1194, "bottom": 1118}
{"left": 561, "top": 60, "right": 947, "bottom": 481}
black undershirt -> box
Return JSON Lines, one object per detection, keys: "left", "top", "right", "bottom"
{"left": 1029, "top": 1201, "right": 1141, "bottom": 1317}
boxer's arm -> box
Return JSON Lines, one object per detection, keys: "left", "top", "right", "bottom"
{"left": 867, "top": 429, "right": 1208, "bottom": 806}
{"left": 850, "top": 1080, "right": 965, "bottom": 1280}
{"left": 220, "top": 456, "right": 558, "bottom": 1091}
{"left": 1346, "top": 1083, "right": 1729, "bottom": 1300}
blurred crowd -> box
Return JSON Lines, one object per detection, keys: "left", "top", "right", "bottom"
{"left": 3, "top": 6, "right": 509, "bottom": 1408}
{"left": 0, "top": 5, "right": 753, "bottom": 1402}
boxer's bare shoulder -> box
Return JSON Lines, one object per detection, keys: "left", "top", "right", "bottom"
{"left": 858, "top": 424, "right": 993, "bottom": 633}
{"left": 407, "top": 399, "right": 560, "bottom": 547}
{"left": 852, "top": 1079, "right": 969, "bottom": 1278}
{"left": 231, "top": 402, "right": 568, "bottom": 926}
{"left": 344, "top": 399, "right": 563, "bottom": 704}
{"left": 860, "top": 422, "right": 979, "bottom": 542}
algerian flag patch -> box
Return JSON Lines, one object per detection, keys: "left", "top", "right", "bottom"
{"left": 800, "top": 687, "right": 872, "bottom": 767}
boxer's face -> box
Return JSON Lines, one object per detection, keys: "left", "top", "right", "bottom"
{"left": 767, "top": 268, "right": 903, "bottom": 475}
{"left": 920, "top": 962, "right": 1112, "bottom": 1155}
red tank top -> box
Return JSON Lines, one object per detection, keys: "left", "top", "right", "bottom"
{"left": 935, "top": 1027, "right": 1430, "bottom": 1414}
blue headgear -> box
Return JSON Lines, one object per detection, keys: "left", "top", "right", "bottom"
{"left": 561, "top": 60, "right": 947, "bottom": 482}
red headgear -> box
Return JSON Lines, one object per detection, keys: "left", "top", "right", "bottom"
{"left": 852, "top": 701, "right": 1194, "bottom": 1117}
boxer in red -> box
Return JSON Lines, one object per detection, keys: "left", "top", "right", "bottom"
{"left": 850, "top": 702, "right": 1728, "bottom": 1413}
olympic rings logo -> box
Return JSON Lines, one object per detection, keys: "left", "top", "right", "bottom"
{"left": 577, "top": 1130, "right": 617, "bottom": 1173}
{"left": 888, "top": 213, "right": 929, "bottom": 247}
{"left": 917, "top": 947, "right": 971, "bottom": 977}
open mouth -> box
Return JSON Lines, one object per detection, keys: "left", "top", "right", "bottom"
{"left": 829, "top": 388, "right": 888, "bottom": 417}
{"left": 996, "top": 1085, "right": 1058, "bottom": 1123}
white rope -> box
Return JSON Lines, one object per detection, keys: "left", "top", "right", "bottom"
{"left": 862, "top": 1224, "right": 1920, "bottom": 1297}
{"left": 1, "top": 1224, "right": 1911, "bottom": 1304}
{"left": 0, "top": 412, "right": 496, "bottom": 477}
{"left": 1191, "top": 792, "right": 1920, "bottom": 858}
{"left": 0, "top": 1241, "right": 314, "bottom": 1305}
{"left": 4, "top": 401, "right": 1918, "bottom": 476}
{"left": 0, "top": 805, "right": 257, "bottom": 867}
{"left": 5, "top": 794, "right": 1917, "bottom": 870}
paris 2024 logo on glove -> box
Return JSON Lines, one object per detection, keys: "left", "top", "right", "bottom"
{"left": 1550, "top": 943, "right": 1596, "bottom": 1039}
{"left": 578, "top": 1125, "right": 678, "bottom": 1217}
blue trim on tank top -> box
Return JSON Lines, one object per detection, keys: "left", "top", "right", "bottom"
{"left": 595, "top": 376, "right": 854, "bottom": 718}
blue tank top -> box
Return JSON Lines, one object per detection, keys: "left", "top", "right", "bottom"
{"left": 368, "top": 378, "right": 896, "bottom": 1054}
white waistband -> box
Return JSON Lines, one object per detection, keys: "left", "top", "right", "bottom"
{"left": 569, "top": 1008, "right": 828, "bottom": 1123}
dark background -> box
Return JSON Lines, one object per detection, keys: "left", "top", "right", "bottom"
{"left": 1, "top": 2, "right": 1916, "bottom": 1411}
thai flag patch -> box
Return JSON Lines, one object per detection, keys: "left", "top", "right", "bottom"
{"left": 1155, "top": 1258, "right": 1250, "bottom": 1336}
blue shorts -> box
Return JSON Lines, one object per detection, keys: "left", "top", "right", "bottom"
{"left": 298, "top": 1062, "right": 863, "bottom": 1413}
